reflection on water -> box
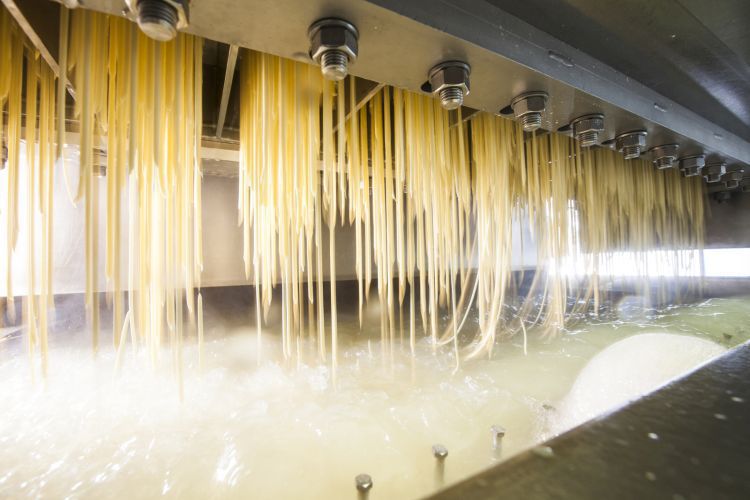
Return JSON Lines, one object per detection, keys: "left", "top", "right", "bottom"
{"left": 0, "top": 295, "right": 748, "bottom": 499}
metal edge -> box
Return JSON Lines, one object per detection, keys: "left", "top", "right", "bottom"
{"left": 430, "top": 339, "right": 750, "bottom": 499}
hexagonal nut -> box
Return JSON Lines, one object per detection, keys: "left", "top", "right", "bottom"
{"left": 683, "top": 168, "right": 702, "bottom": 178}
{"left": 309, "top": 21, "right": 358, "bottom": 63}
{"left": 429, "top": 63, "right": 470, "bottom": 95}
{"left": 649, "top": 144, "right": 679, "bottom": 161}
{"left": 679, "top": 155, "right": 705, "bottom": 170}
{"left": 722, "top": 170, "right": 743, "bottom": 183}
{"left": 703, "top": 162, "right": 726, "bottom": 182}
{"left": 615, "top": 131, "right": 647, "bottom": 150}
{"left": 511, "top": 92, "right": 547, "bottom": 118}
{"left": 571, "top": 114, "right": 604, "bottom": 135}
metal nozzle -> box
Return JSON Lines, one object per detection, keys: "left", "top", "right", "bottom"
{"left": 722, "top": 170, "right": 744, "bottom": 189}
{"left": 428, "top": 61, "right": 471, "bottom": 110}
{"left": 703, "top": 161, "right": 727, "bottom": 183}
{"left": 679, "top": 155, "right": 705, "bottom": 177}
{"left": 320, "top": 50, "right": 349, "bottom": 80}
{"left": 615, "top": 130, "right": 647, "bottom": 160}
{"left": 511, "top": 91, "right": 548, "bottom": 132}
{"left": 309, "top": 18, "right": 359, "bottom": 81}
{"left": 571, "top": 114, "right": 605, "bottom": 148}
{"left": 649, "top": 144, "right": 679, "bottom": 169}
{"left": 134, "top": 0, "right": 188, "bottom": 42}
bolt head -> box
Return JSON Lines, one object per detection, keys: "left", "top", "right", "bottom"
{"left": 429, "top": 61, "right": 471, "bottom": 96}
{"left": 703, "top": 162, "right": 726, "bottom": 183}
{"left": 491, "top": 425, "right": 506, "bottom": 438}
{"left": 682, "top": 166, "right": 702, "bottom": 177}
{"left": 309, "top": 19, "right": 359, "bottom": 64}
{"left": 571, "top": 114, "right": 605, "bottom": 136}
{"left": 432, "top": 444, "right": 449, "bottom": 459}
{"left": 355, "top": 474, "right": 373, "bottom": 492}
{"left": 615, "top": 131, "right": 647, "bottom": 151}
{"left": 649, "top": 144, "right": 679, "bottom": 169}
{"left": 679, "top": 155, "right": 706, "bottom": 171}
{"left": 722, "top": 170, "right": 743, "bottom": 183}
{"left": 511, "top": 91, "right": 548, "bottom": 118}
{"left": 654, "top": 157, "right": 675, "bottom": 169}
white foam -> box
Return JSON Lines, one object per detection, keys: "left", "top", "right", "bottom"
{"left": 554, "top": 333, "right": 726, "bottom": 433}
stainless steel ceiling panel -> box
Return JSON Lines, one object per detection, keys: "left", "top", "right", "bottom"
{"left": 50, "top": 0, "right": 750, "bottom": 165}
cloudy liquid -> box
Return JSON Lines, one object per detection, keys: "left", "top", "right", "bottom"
{"left": 0, "top": 296, "right": 748, "bottom": 499}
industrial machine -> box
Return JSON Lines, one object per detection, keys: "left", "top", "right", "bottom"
{"left": 1, "top": 0, "right": 749, "bottom": 498}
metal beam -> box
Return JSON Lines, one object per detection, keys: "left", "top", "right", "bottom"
{"left": 333, "top": 79, "right": 384, "bottom": 134}
{"left": 1, "top": 0, "right": 75, "bottom": 98}
{"left": 2, "top": 0, "right": 60, "bottom": 75}
{"left": 215, "top": 44, "right": 238, "bottom": 139}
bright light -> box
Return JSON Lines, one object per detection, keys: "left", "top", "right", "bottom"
{"left": 553, "top": 248, "right": 750, "bottom": 278}
{"left": 702, "top": 248, "right": 750, "bottom": 277}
